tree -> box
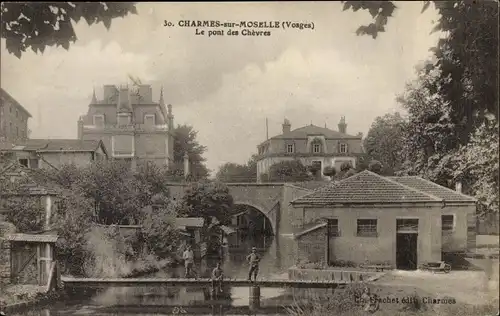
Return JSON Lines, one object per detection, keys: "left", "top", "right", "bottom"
{"left": 368, "top": 160, "right": 383, "bottom": 174}
{"left": 139, "top": 201, "right": 180, "bottom": 259}
{"left": 1, "top": 2, "right": 137, "bottom": 58}
{"left": 171, "top": 124, "right": 210, "bottom": 181}
{"left": 181, "top": 180, "right": 234, "bottom": 226}
{"left": 455, "top": 120, "right": 499, "bottom": 215}
{"left": 216, "top": 154, "right": 258, "bottom": 183}
{"left": 323, "top": 166, "right": 336, "bottom": 180}
{"left": 364, "top": 112, "right": 407, "bottom": 175}
{"left": 264, "top": 160, "right": 313, "bottom": 182}
{"left": 396, "top": 66, "right": 460, "bottom": 187}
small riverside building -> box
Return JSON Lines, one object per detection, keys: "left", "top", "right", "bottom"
{"left": 6, "top": 232, "right": 58, "bottom": 287}
{"left": 291, "top": 170, "right": 477, "bottom": 270}
{"left": 175, "top": 217, "right": 205, "bottom": 258}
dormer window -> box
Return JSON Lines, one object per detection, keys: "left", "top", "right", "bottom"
{"left": 287, "top": 144, "right": 294, "bottom": 153}
{"left": 339, "top": 143, "right": 348, "bottom": 153}
{"left": 313, "top": 143, "right": 321, "bottom": 153}
{"left": 144, "top": 114, "right": 155, "bottom": 126}
{"left": 93, "top": 114, "right": 105, "bottom": 128}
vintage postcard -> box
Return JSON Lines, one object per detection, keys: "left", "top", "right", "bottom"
{"left": 0, "top": 2, "right": 498, "bottom": 316}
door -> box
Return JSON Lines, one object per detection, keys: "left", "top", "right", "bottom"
{"left": 396, "top": 233, "right": 418, "bottom": 270}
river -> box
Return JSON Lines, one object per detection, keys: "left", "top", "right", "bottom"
{"left": 8, "top": 236, "right": 329, "bottom": 316}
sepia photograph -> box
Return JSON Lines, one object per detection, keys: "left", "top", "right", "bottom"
{"left": 0, "top": 1, "right": 498, "bottom": 315}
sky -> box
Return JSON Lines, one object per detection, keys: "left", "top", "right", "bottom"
{"left": 1, "top": 2, "right": 441, "bottom": 174}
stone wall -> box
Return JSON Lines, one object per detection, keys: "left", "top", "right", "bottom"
{"left": 0, "top": 221, "right": 16, "bottom": 288}
{"left": 296, "top": 226, "right": 326, "bottom": 264}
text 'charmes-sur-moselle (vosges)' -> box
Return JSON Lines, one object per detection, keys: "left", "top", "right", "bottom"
{"left": 163, "top": 20, "right": 315, "bottom": 37}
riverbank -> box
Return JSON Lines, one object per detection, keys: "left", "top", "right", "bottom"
{"left": 0, "top": 285, "right": 66, "bottom": 314}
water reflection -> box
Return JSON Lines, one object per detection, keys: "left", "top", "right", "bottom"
{"left": 7, "top": 233, "right": 300, "bottom": 315}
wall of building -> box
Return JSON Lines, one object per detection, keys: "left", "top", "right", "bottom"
{"left": 296, "top": 226, "right": 327, "bottom": 264}
{"left": 441, "top": 204, "right": 476, "bottom": 253}
{"left": 39, "top": 152, "right": 94, "bottom": 169}
{"left": 281, "top": 185, "right": 313, "bottom": 234}
{"left": 0, "top": 93, "right": 29, "bottom": 142}
{"left": 296, "top": 204, "right": 448, "bottom": 267}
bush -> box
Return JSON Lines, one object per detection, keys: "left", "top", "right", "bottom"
{"left": 340, "top": 162, "right": 353, "bottom": 172}
{"left": 368, "top": 160, "right": 383, "bottom": 174}
{"left": 323, "top": 166, "right": 336, "bottom": 179}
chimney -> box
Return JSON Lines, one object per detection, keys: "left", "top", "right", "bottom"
{"left": 282, "top": 118, "right": 291, "bottom": 134}
{"left": 338, "top": 116, "right": 347, "bottom": 134}
{"left": 183, "top": 152, "right": 190, "bottom": 179}
{"left": 455, "top": 181, "right": 462, "bottom": 193}
{"left": 77, "top": 117, "right": 84, "bottom": 139}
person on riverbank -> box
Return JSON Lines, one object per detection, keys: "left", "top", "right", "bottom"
{"left": 182, "top": 245, "right": 195, "bottom": 278}
{"left": 211, "top": 262, "right": 224, "bottom": 293}
{"left": 246, "top": 247, "right": 260, "bottom": 281}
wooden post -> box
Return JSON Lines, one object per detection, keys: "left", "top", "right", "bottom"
{"left": 249, "top": 285, "right": 260, "bottom": 311}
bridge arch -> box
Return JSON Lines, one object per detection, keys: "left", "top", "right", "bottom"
{"left": 233, "top": 200, "right": 276, "bottom": 236}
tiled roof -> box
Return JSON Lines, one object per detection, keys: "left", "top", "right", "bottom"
{"left": 23, "top": 139, "right": 102, "bottom": 152}
{"left": 175, "top": 217, "right": 205, "bottom": 228}
{"left": 270, "top": 124, "right": 360, "bottom": 140}
{"left": 5, "top": 233, "right": 58, "bottom": 243}
{"left": 220, "top": 225, "right": 237, "bottom": 234}
{"left": 388, "top": 176, "right": 477, "bottom": 203}
{"left": 291, "top": 170, "right": 443, "bottom": 205}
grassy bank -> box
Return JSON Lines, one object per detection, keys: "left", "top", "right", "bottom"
{"left": 284, "top": 283, "right": 499, "bottom": 316}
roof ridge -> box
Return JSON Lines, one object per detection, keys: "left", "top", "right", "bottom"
{"left": 380, "top": 173, "right": 442, "bottom": 202}
{"left": 407, "top": 176, "right": 476, "bottom": 201}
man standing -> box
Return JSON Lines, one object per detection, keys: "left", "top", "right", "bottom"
{"left": 211, "top": 262, "right": 224, "bottom": 293}
{"left": 182, "top": 245, "right": 195, "bottom": 278}
{"left": 246, "top": 247, "right": 260, "bottom": 281}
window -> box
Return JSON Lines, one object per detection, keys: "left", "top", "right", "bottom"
{"left": 16, "top": 127, "right": 18, "bottom": 137}
{"left": 144, "top": 114, "right": 155, "bottom": 126}
{"left": 442, "top": 215, "right": 454, "bottom": 231}
{"left": 397, "top": 219, "right": 418, "bottom": 232}
{"left": 117, "top": 113, "right": 131, "bottom": 126}
{"left": 93, "top": 114, "right": 105, "bottom": 127}
{"left": 112, "top": 135, "right": 134, "bottom": 156}
{"left": 287, "top": 144, "right": 294, "bottom": 153}
{"left": 18, "top": 159, "right": 28, "bottom": 167}
{"left": 313, "top": 143, "right": 321, "bottom": 153}
{"left": 339, "top": 143, "right": 348, "bottom": 153}
{"left": 357, "top": 219, "right": 378, "bottom": 237}
{"left": 16, "top": 110, "right": 18, "bottom": 118}
{"left": 327, "top": 219, "right": 340, "bottom": 237}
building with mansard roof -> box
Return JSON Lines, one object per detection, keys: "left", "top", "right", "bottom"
{"left": 77, "top": 84, "right": 174, "bottom": 169}
{"left": 255, "top": 117, "right": 364, "bottom": 182}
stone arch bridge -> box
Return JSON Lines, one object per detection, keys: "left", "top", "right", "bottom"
{"left": 166, "top": 183, "right": 312, "bottom": 236}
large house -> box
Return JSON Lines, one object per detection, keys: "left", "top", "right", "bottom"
{"left": 0, "top": 88, "right": 32, "bottom": 143}
{"left": 78, "top": 84, "right": 175, "bottom": 170}
{"left": 0, "top": 139, "right": 108, "bottom": 170}
{"left": 290, "top": 170, "right": 477, "bottom": 270}
{"left": 256, "top": 118, "right": 364, "bottom": 182}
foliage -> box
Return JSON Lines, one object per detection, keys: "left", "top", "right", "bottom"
{"left": 341, "top": 1, "right": 397, "bottom": 39}
{"left": 322, "top": 166, "right": 336, "bottom": 179}
{"left": 346, "top": 0, "right": 498, "bottom": 133}
{"left": 170, "top": 124, "right": 210, "bottom": 181}
{"left": 181, "top": 180, "right": 234, "bottom": 225}
{"left": 396, "top": 66, "right": 460, "bottom": 187}
{"left": 4, "top": 195, "right": 45, "bottom": 233}
{"left": 139, "top": 202, "right": 181, "bottom": 259}
{"left": 455, "top": 121, "right": 499, "bottom": 215}
{"left": 340, "top": 161, "right": 352, "bottom": 172}
{"left": 264, "top": 160, "right": 314, "bottom": 182}
{"left": 364, "top": 112, "right": 407, "bottom": 175}
{"left": 216, "top": 154, "right": 258, "bottom": 183}
{"left": 368, "top": 160, "right": 383, "bottom": 174}
{"left": 1, "top": 2, "right": 137, "bottom": 58}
